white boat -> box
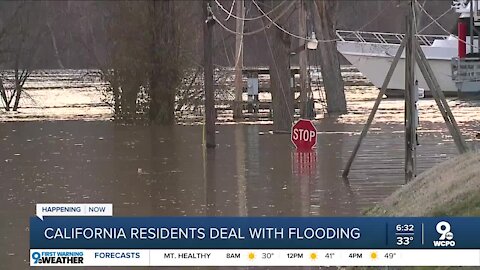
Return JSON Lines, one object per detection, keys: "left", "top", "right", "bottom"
{"left": 335, "top": 0, "right": 480, "bottom": 97}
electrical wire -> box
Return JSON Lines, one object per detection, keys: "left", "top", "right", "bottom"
{"left": 214, "top": 0, "right": 288, "bottom": 21}
{"left": 417, "top": 6, "right": 453, "bottom": 34}
{"left": 224, "top": 0, "right": 235, "bottom": 21}
{"left": 215, "top": 0, "right": 400, "bottom": 44}
{"left": 252, "top": 0, "right": 312, "bottom": 41}
{"left": 350, "top": 1, "right": 401, "bottom": 34}
{"left": 222, "top": 32, "right": 232, "bottom": 66}
{"left": 211, "top": 1, "right": 296, "bottom": 37}
{"left": 253, "top": 0, "right": 401, "bottom": 43}
{"left": 416, "top": 0, "right": 479, "bottom": 50}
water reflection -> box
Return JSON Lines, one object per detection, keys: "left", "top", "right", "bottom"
{"left": 235, "top": 125, "right": 248, "bottom": 217}
{"left": 313, "top": 119, "right": 358, "bottom": 216}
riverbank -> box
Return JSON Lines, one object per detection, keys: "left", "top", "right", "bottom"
{"left": 367, "top": 152, "right": 480, "bottom": 216}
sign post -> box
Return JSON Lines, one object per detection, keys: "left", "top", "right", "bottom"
{"left": 291, "top": 119, "right": 317, "bottom": 151}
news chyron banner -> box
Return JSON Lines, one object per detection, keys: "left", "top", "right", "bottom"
{"left": 31, "top": 203, "right": 480, "bottom": 267}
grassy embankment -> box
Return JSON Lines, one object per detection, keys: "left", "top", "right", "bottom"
{"left": 358, "top": 152, "right": 480, "bottom": 270}
{"left": 367, "top": 152, "right": 480, "bottom": 216}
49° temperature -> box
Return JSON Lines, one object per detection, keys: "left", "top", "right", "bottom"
{"left": 396, "top": 236, "right": 413, "bottom": 246}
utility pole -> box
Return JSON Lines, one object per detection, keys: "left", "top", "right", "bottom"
{"left": 204, "top": 0, "right": 216, "bottom": 148}
{"left": 343, "top": 0, "right": 469, "bottom": 180}
{"left": 404, "top": 0, "right": 417, "bottom": 182}
{"left": 298, "top": 0, "right": 310, "bottom": 118}
{"left": 342, "top": 38, "right": 406, "bottom": 178}
{"left": 470, "top": 0, "right": 475, "bottom": 54}
{"left": 233, "top": 0, "right": 245, "bottom": 119}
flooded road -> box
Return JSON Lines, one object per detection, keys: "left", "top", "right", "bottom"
{"left": 0, "top": 119, "right": 469, "bottom": 269}
{"left": 0, "top": 69, "right": 479, "bottom": 268}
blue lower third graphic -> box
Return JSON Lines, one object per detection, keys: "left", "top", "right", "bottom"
{"left": 30, "top": 217, "right": 480, "bottom": 249}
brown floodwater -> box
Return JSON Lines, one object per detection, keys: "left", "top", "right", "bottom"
{"left": 1, "top": 69, "right": 479, "bottom": 269}
{"left": 0, "top": 120, "right": 475, "bottom": 269}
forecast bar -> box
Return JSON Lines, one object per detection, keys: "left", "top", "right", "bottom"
{"left": 30, "top": 249, "right": 480, "bottom": 267}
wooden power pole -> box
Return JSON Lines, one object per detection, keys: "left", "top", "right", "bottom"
{"left": 233, "top": 0, "right": 245, "bottom": 119}
{"left": 298, "top": 0, "right": 310, "bottom": 118}
{"left": 204, "top": 0, "right": 216, "bottom": 148}
{"left": 404, "top": 0, "right": 417, "bottom": 182}
{"left": 343, "top": 0, "right": 469, "bottom": 181}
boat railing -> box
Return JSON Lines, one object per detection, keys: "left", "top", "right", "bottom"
{"left": 336, "top": 30, "right": 449, "bottom": 46}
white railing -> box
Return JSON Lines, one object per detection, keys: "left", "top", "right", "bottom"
{"left": 336, "top": 30, "right": 449, "bottom": 46}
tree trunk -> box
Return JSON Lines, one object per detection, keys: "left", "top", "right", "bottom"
{"left": 12, "top": 67, "right": 21, "bottom": 111}
{"left": 149, "top": 0, "right": 178, "bottom": 125}
{"left": 263, "top": 3, "right": 294, "bottom": 133}
{"left": 150, "top": 89, "right": 175, "bottom": 125}
{"left": 313, "top": 0, "right": 347, "bottom": 114}
{"left": 0, "top": 79, "right": 10, "bottom": 111}
{"left": 110, "top": 72, "right": 121, "bottom": 119}
{"left": 121, "top": 78, "right": 139, "bottom": 123}
{"left": 13, "top": 82, "right": 22, "bottom": 111}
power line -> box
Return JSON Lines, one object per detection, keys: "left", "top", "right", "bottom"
{"left": 253, "top": 0, "right": 399, "bottom": 43}
{"left": 211, "top": 1, "right": 296, "bottom": 36}
{"left": 252, "top": 0, "right": 312, "bottom": 41}
{"left": 215, "top": 0, "right": 405, "bottom": 44}
{"left": 224, "top": 0, "right": 236, "bottom": 21}
{"left": 416, "top": 0, "right": 479, "bottom": 50}
{"left": 214, "top": 0, "right": 288, "bottom": 21}
{"left": 417, "top": 6, "right": 453, "bottom": 34}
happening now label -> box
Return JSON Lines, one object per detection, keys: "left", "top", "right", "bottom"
{"left": 36, "top": 203, "right": 113, "bottom": 220}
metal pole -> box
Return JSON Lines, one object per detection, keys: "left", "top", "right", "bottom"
{"left": 233, "top": 0, "right": 245, "bottom": 119}
{"left": 342, "top": 37, "right": 407, "bottom": 178}
{"left": 204, "top": 0, "right": 216, "bottom": 148}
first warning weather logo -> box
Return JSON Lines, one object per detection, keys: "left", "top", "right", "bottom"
{"left": 31, "top": 251, "right": 84, "bottom": 265}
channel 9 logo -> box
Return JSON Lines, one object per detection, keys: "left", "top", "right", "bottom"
{"left": 31, "top": 252, "right": 41, "bottom": 264}
{"left": 433, "top": 221, "right": 456, "bottom": 247}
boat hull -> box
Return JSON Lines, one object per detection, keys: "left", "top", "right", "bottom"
{"left": 336, "top": 41, "right": 474, "bottom": 96}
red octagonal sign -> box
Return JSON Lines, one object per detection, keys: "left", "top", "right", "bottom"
{"left": 291, "top": 119, "right": 317, "bottom": 151}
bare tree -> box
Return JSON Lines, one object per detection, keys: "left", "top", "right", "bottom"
{"left": 261, "top": 0, "right": 294, "bottom": 133}
{"left": 0, "top": 2, "right": 43, "bottom": 112}
{"left": 313, "top": 0, "right": 347, "bottom": 114}
{"left": 89, "top": 1, "right": 195, "bottom": 124}
{"left": 148, "top": 0, "right": 180, "bottom": 125}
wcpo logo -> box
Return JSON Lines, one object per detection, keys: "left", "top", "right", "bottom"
{"left": 31, "top": 251, "right": 84, "bottom": 265}
{"left": 433, "top": 221, "right": 455, "bottom": 247}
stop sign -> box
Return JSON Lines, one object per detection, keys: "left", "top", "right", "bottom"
{"left": 291, "top": 119, "right": 317, "bottom": 151}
